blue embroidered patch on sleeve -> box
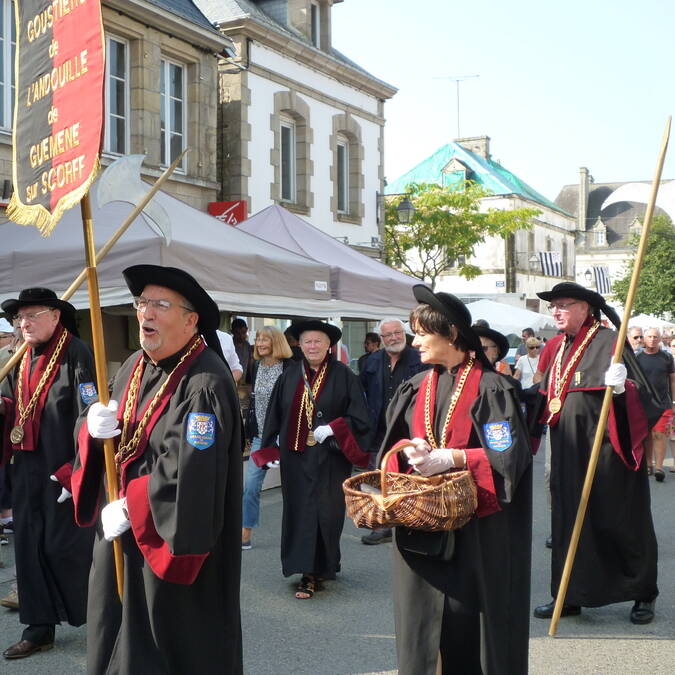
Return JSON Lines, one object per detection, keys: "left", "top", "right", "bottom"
{"left": 186, "top": 413, "right": 216, "bottom": 450}
{"left": 79, "top": 382, "right": 98, "bottom": 405}
{"left": 483, "top": 421, "right": 512, "bottom": 452}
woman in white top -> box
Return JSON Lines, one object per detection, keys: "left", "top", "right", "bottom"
{"left": 514, "top": 337, "right": 541, "bottom": 388}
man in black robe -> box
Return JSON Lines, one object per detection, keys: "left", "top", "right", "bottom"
{"left": 532, "top": 282, "right": 660, "bottom": 624}
{"left": 70, "top": 265, "right": 243, "bottom": 674}
{"left": 253, "top": 320, "right": 371, "bottom": 598}
{"left": 379, "top": 286, "right": 532, "bottom": 675}
{"left": 0, "top": 288, "right": 96, "bottom": 659}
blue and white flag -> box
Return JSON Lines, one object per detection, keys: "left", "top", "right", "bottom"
{"left": 538, "top": 251, "right": 562, "bottom": 277}
{"left": 593, "top": 265, "right": 612, "bottom": 294}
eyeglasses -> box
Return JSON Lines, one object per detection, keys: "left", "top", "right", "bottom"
{"left": 630, "top": 335, "right": 644, "bottom": 340}
{"left": 133, "top": 297, "right": 194, "bottom": 313}
{"left": 547, "top": 301, "right": 579, "bottom": 313}
{"left": 528, "top": 346, "right": 539, "bottom": 350}
{"left": 14, "top": 308, "right": 53, "bottom": 323}
{"left": 380, "top": 330, "right": 404, "bottom": 339}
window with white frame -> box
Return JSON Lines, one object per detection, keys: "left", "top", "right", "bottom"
{"left": 280, "top": 117, "right": 296, "bottom": 202}
{"left": 160, "top": 59, "right": 186, "bottom": 167}
{"left": 0, "top": 0, "right": 16, "bottom": 130}
{"left": 310, "top": 3, "right": 320, "bottom": 48}
{"left": 104, "top": 36, "right": 129, "bottom": 155}
{"left": 336, "top": 137, "right": 348, "bottom": 213}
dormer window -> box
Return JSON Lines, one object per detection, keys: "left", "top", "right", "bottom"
{"left": 591, "top": 217, "right": 607, "bottom": 246}
{"left": 311, "top": 3, "right": 320, "bottom": 48}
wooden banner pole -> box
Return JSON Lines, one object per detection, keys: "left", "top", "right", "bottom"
{"left": 549, "top": 116, "right": 671, "bottom": 636}
{"left": 80, "top": 192, "right": 125, "bottom": 600}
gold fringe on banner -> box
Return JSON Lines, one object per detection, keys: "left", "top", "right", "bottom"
{"left": 7, "top": 156, "right": 101, "bottom": 237}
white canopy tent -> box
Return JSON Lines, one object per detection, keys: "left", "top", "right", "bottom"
{"left": 626, "top": 313, "right": 675, "bottom": 330}
{"left": 464, "top": 299, "right": 556, "bottom": 336}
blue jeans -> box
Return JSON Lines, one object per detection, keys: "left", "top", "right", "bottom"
{"left": 242, "top": 437, "right": 266, "bottom": 529}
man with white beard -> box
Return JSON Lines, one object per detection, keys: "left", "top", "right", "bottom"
{"left": 359, "top": 318, "right": 429, "bottom": 544}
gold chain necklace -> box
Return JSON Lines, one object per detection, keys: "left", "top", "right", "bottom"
{"left": 295, "top": 361, "right": 328, "bottom": 448}
{"left": 10, "top": 330, "right": 68, "bottom": 444}
{"left": 115, "top": 337, "right": 202, "bottom": 465}
{"left": 547, "top": 321, "right": 600, "bottom": 416}
{"left": 424, "top": 358, "right": 474, "bottom": 449}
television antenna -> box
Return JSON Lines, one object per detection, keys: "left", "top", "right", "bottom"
{"left": 433, "top": 75, "right": 479, "bottom": 138}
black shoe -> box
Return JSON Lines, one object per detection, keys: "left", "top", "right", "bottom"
{"left": 630, "top": 599, "right": 655, "bottom": 625}
{"left": 361, "top": 529, "right": 392, "bottom": 545}
{"left": 533, "top": 600, "right": 581, "bottom": 619}
{"left": 3, "top": 640, "right": 53, "bottom": 659}
{"left": 654, "top": 469, "right": 665, "bottom": 482}
{"left": 545, "top": 536, "right": 553, "bottom": 549}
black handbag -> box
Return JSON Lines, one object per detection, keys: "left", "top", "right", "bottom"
{"left": 397, "top": 527, "right": 455, "bottom": 561}
{"left": 244, "top": 395, "right": 258, "bottom": 440}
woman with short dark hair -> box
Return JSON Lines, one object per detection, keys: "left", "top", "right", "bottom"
{"left": 380, "top": 285, "right": 532, "bottom": 674}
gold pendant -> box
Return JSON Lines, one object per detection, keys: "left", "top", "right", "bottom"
{"left": 548, "top": 397, "right": 562, "bottom": 414}
{"left": 306, "top": 430, "right": 317, "bottom": 446}
{"left": 10, "top": 425, "right": 24, "bottom": 444}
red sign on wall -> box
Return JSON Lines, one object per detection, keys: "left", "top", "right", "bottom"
{"left": 208, "top": 201, "right": 248, "bottom": 225}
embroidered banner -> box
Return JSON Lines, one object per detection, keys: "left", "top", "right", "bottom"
{"left": 7, "top": 0, "right": 105, "bottom": 235}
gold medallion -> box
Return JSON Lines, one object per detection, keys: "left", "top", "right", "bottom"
{"left": 548, "top": 397, "right": 562, "bottom": 414}
{"left": 306, "top": 430, "right": 317, "bottom": 446}
{"left": 10, "top": 425, "right": 24, "bottom": 444}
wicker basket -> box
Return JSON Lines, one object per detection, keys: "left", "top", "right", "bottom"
{"left": 343, "top": 440, "right": 477, "bottom": 532}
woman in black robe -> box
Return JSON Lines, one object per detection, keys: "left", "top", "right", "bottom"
{"left": 379, "top": 285, "right": 532, "bottom": 675}
{"left": 254, "top": 320, "right": 371, "bottom": 599}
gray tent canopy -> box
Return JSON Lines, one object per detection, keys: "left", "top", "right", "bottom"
{"left": 0, "top": 184, "right": 334, "bottom": 316}
{"left": 236, "top": 204, "right": 417, "bottom": 315}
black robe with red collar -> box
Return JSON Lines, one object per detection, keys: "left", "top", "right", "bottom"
{"left": 379, "top": 364, "right": 532, "bottom": 675}
{"left": 260, "top": 357, "right": 371, "bottom": 579}
{"left": 71, "top": 343, "right": 243, "bottom": 675}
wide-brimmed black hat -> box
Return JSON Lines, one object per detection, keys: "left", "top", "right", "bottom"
{"left": 2, "top": 287, "right": 76, "bottom": 319}
{"left": 412, "top": 285, "right": 491, "bottom": 368}
{"left": 472, "top": 325, "right": 510, "bottom": 362}
{"left": 123, "top": 265, "right": 220, "bottom": 331}
{"left": 536, "top": 282, "right": 605, "bottom": 309}
{"left": 1, "top": 288, "right": 79, "bottom": 336}
{"left": 287, "top": 320, "right": 342, "bottom": 346}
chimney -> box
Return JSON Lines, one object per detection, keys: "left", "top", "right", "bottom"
{"left": 455, "top": 135, "right": 491, "bottom": 160}
{"left": 578, "top": 167, "right": 590, "bottom": 231}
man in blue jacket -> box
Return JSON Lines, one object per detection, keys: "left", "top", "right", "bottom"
{"left": 360, "top": 318, "right": 429, "bottom": 544}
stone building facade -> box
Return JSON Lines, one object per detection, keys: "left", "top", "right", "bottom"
{"left": 196, "top": 0, "right": 396, "bottom": 257}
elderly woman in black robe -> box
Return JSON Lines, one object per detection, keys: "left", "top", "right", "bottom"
{"left": 254, "top": 320, "right": 371, "bottom": 599}
{"left": 379, "top": 285, "right": 532, "bottom": 675}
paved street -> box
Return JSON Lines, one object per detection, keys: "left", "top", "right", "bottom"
{"left": 1, "top": 450, "right": 675, "bottom": 674}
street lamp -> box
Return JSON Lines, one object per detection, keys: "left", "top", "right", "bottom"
{"left": 584, "top": 268, "right": 593, "bottom": 284}
{"left": 528, "top": 254, "right": 539, "bottom": 272}
{"left": 376, "top": 191, "right": 416, "bottom": 225}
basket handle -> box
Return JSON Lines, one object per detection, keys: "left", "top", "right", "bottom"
{"left": 380, "top": 440, "right": 416, "bottom": 499}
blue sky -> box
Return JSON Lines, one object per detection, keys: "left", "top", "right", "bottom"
{"left": 332, "top": 0, "right": 675, "bottom": 201}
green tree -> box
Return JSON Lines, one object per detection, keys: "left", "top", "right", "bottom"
{"left": 612, "top": 215, "right": 675, "bottom": 319}
{"left": 383, "top": 182, "right": 539, "bottom": 290}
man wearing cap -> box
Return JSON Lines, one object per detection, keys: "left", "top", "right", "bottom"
{"left": 254, "top": 320, "right": 371, "bottom": 599}
{"left": 70, "top": 265, "right": 243, "bottom": 674}
{"left": 532, "top": 282, "right": 660, "bottom": 625}
{"left": 0, "top": 288, "right": 96, "bottom": 659}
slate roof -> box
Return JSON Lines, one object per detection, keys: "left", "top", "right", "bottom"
{"left": 555, "top": 181, "right": 670, "bottom": 251}
{"left": 386, "top": 142, "right": 570, "bottom": 216}
{"left": 194, "top": 0, "right": 393, "bottom": 89}
{"left": 149, "top": 0, "right": 222, "bottom": 34}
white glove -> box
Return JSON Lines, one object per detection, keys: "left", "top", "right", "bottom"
{"left": 266, "top": 460, "right": 280, "bottom": 469}
{"left": 313, "top": 424, "right": 334, "bottom": 444}
{"left": 49, "top": 474, "right": 72, "bottom": 503}
{"left": 413, "top": 448, "right": 458, "bottom": 477}
{"left": 604, "top": 363, "right": 627, "bottom": 395}
{"left": 402, "top": 437, "right": 431, "bottom": 464}
{"left": 87, "top": 400, "right": 121, "bottom": 439}
{"left": 101, "top": 498, "right": 131, "bottom": 541}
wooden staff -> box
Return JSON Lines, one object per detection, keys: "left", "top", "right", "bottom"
{"left": 0, "top": 150, "right": 187, "bottom": 386}
{"left": 549, "top": 116, "right": 672, "bottom": 636}
{"left": 80, "top": 192, "right": 125, "bottom": 599}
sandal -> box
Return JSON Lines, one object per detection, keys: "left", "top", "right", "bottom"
{"left": 295, "top": 575, "right": 319, "bottom": 599}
